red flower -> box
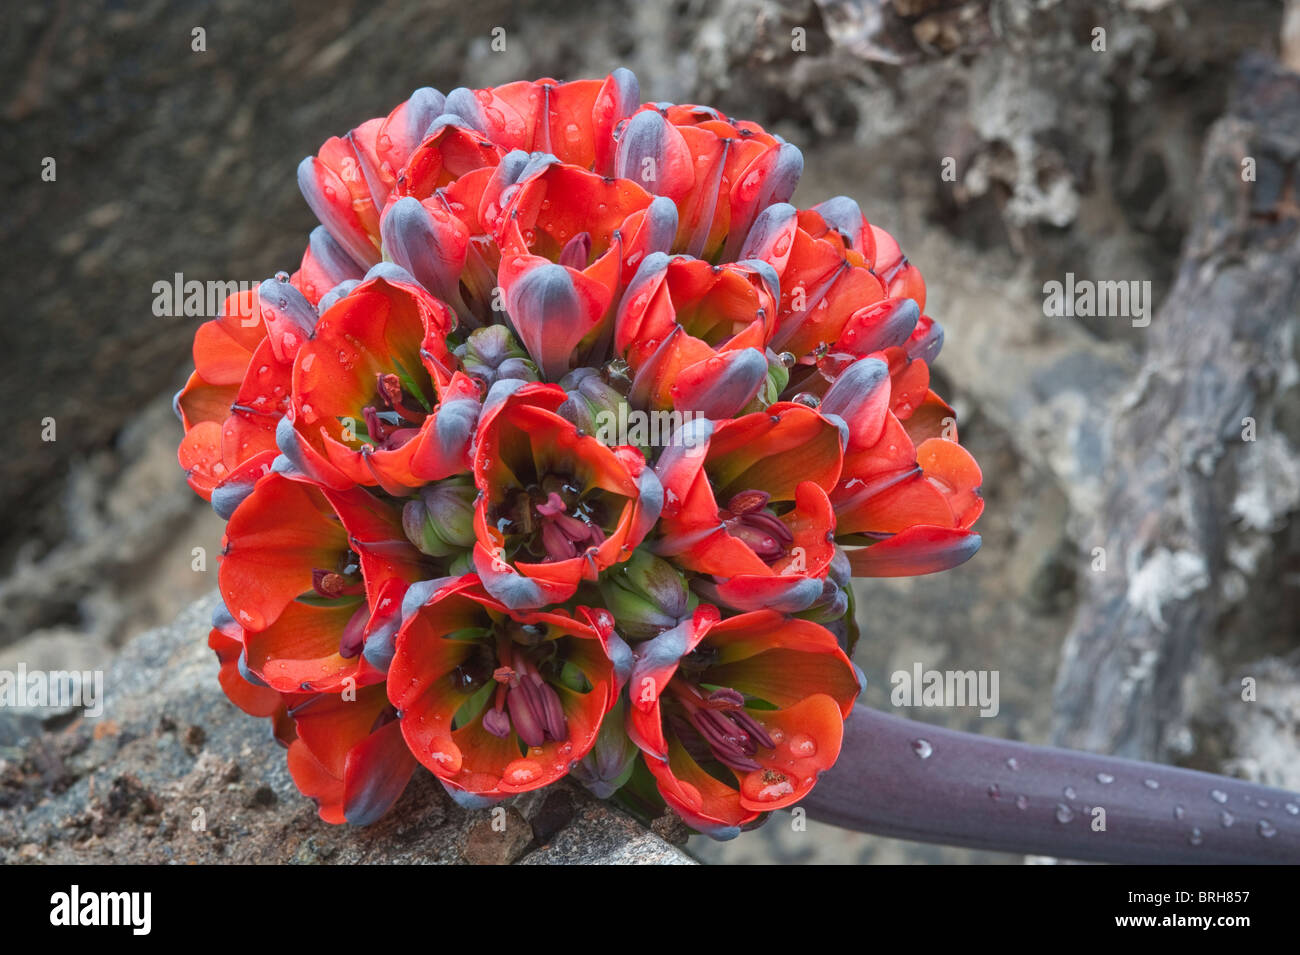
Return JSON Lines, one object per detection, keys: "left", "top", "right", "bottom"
{"left": 387, "top": 576, "right": 617, "bottom": 801}
{"left": 286, "top": 683, "right": 417, "bottom": 825}
{"left": 627, "top": 606, "right": 860, "bottom": 837}
{"left": 615, "top": 254, "right": 776, "bottom": 416}
{"left": 218, "top": 473, "right": 427, "bottom": 689}
{"left": 279, "top": 274, "right": 471, "bottom": 495}
{"left": 176, "top": 289, "right": 283, "bottom": 508}
{"left": 654, "top": 403, "right": 843, "bottom": 611}
{"left": 470, "top": 382, "right": 662, "bottom": 609}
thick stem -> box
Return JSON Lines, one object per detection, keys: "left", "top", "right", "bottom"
{"left": 802, "top": 707, "right": 1300, "bottom": 864}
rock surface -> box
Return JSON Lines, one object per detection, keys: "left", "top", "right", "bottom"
{"left": 0, "top": 592, "right": 693, "bottom": 865}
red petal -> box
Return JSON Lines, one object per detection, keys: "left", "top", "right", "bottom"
{"left": 844, "top": 525, "right": 982, "bottom": 576}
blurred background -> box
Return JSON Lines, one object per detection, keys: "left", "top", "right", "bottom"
{"left": 2, "top": 0, "right": 1298, "bottom": 863}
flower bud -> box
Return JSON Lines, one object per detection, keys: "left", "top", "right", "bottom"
{"left": 599, "top": 548, "right": 693, "bottom": 640}
{"left": 798, "top": 577, "right": 850, "bottom": 624}
{"left": 402, "top": 475, "right": 476, "bottom": 557}
{"left": 569, "top": 697, "right": 638, "bottom": 799}
{"left": 454, "top": 325, "right": 537, "bottom": 387}
{"left": 558, "top": 366, "right": 631, "bottom": 439}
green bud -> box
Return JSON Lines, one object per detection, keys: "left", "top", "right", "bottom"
{"left": 455, "top": 325, "right": 537, "bottom": 386}
{"left": 402, "top": 475, "right": 477, "bottom": 557}
{"left": 599, "top": 548, "right": 693, "bottom": 640}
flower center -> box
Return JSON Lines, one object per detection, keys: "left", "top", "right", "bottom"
{"left": 358, "top": 372, "right": 429, "bottom": 450}
{"left": 495, "top": 475, "right": 607, "bottom": 562}
{"left": 481, "top": 647, "right": 569, "bottom": 747}
{"left": 720, "top": 489, "right": 792, "bottom": 564}
{"left": 668, "top": 681, "right": 775, "bottom": 773}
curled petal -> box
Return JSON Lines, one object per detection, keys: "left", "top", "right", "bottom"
{"left": 837, "top": 297, "right": 920, "bottom": 356}
{"left": 500, "top": 257, "right": 610, "bottom": 382}
{"left": 820, "top": 356, "right": 891, "bottom": 449}
{"left": 257, "top": 278, "right": 318, "bottom": 364}
{"left": 380, "top": 196, "right": 470, "bottom": 307}
{"left": 844, "top": 525, "right": 982, "bottom": 577}
{"left": 670, "top": 347, "right": 768, "bottom": 420}
{"left": 615, "top": 108, "right": 694, "bottom": 200}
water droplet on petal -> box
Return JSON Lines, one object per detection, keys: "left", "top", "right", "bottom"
{"left": 1063, "top": 785, "right": 1077, "bottom": 799}
{"left": 1220, "top": 811, "right": 1235, "bottom": 828}
{"left": 911, "top": 738, "right": 932, "bottom": 759}
{"left": 1005, "top": 757, "right": 1019, "bottom": 771}
{"left": 786, "top": 733, "right": 817, "bottom": 758}
{"left": 741, "top": 769, "right": 796, "bottom": 803}
{"left": 1055, "top": 804, "right": 1075, "bottom": 824}
{"left": 1096, "top": 772, "right": 1114, "bottom": 784}
{"left": 503, "top": 758, "right": 543, "bottom": 786}
{"left": 1189, "top": 827, "right": 1203, "bottom": 846}
{"left": 1258, "top": 819, "right": 1277, "bottom": 839}
{"left": 1211, "top": 789, "right": 1228, "bottom": 804}
{"left": 1144, "top": 778, "right": 1160, "bottom": 790}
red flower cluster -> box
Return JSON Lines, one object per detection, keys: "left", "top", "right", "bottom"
{"left": 179, "top": 70, "right": 982, "bottom": 837}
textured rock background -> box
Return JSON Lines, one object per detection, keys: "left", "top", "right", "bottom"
{"left": 1, "top": 0, "right": 1297, "bottom": 863}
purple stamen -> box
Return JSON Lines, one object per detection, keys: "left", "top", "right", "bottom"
{"left": 707, "top": 687, "right": 747, "bottom": 708}
{"left": 558, "top": 231, "right": 593, "bottom": 270}
{"left": 722, "top": 491, "right": 794, "bottom": 563}
{"left": 337, "top": 603, "right": 369, "bottom": 658}
{"left": 508, "top": 676, "right": 548, "bottom": 747}
{"left": 677, "top": 683, "right": 774, "bottom": 772}
{"left": 729, "top": 707, "right": 777, "bottom": 751}
{"left": 482, "top": 706, "right": 512, "bottom": 739}
{"left": 499, "top": 653, "right": 570, "bottom": 747}
{"left": 535, "top": 491, "right": 567, "bottom": 517}
{"left": 534, "top": 491, "right": 605, "bottom": 561}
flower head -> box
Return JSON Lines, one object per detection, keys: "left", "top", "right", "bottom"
{"left": 180, "top": 68, "right": 982, "bottom": 835}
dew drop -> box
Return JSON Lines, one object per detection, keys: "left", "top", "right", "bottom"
{"left": 1063, "top": 785, "right": 1077, "bottom": 799}
{"left": 987, "top": 784, "right": 1002, "bottom": 801}
{"left": 1285, "top": 803, "right": 1299, "bottom": 816}
{"left": 786, "top": 733, "right": 817, "bottom": 758}
{"left": 1055, "top": 803, "right": 1075, "bottom": 824}
{"left": 1015, "top": 795, "right": 1029, "bottom": 810}
{"left": 742, "top": 769, "right": 796, "bottom": 803}
{"left": 1006, "top": 757, "right": 1019, "bottom": 771}
{"left": 1189, "top": 827, "right": 1204, "bottom": 846}
{"left": 502, "top": 758, "right": 543, "bottom": 786}
{"left": 1174, "top": 804, "right": 1185, "bottom": 820}
{"left": 1220, "top": 811, "right": 1235, "bottom": 828}
{"left": 1258, "top": 819, "right": 1277, "bottom": 839}
{"left": 911, "top": 738, "right": 932, "bottom": 759}
{"left": 1211, "top": 789, "right": 1228, "bottom": 804}
{"left": 1144, "top": 778, "right": 1160, "bottom": 790}
{"left": 1096, "top": 772, "right": 1114, "bottom": 784}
